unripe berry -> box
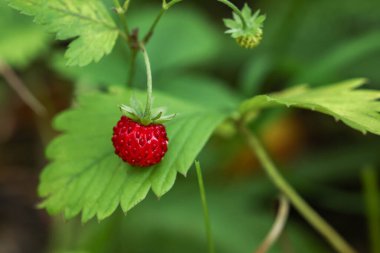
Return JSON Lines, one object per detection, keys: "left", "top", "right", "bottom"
{"left": 236, "top": 29, "right": 263, "bottom": 49}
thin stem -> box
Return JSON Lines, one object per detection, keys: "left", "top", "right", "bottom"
{"left": 126, "top": 28, "right": 140, "bottom": 88}
{"left": 125, "top": 0, "right": 180, "bottom": 87}
{"left": 118, "top": 30, "right": 129, "bottom": 42}
{"left": 114, "top": 0, "right": 137, "bottom": 89}
{"left": 127, "top": 49, "right": 137, "bottom": 87}
{"left": 218, "top": 0, "right": 247, "bottom": 29}
{"left": 119, "top": 14, "right": 130, "bottom": 41}
{"left": 142, "top": 0, "right": 182, "bottom": 44}
{"left": 113, "top": 0, "right": 131, "bottom": 13}
{"left": 122, "top": 0, "right": 131, "bottom": 11}
{"left": 195, "top": 161, "right": 215, "bottom": 253}
{"left": 113, "top": 0, "right": 122, "bottom": 9}
{"left": 142, "top": 9, "right": 165, "bottom": 44}
{"left": 0, "top": 60, "right": 47, "bottom": 116}
{"left": 114, "top": 0, "right": 130, "bottom": 44}
{"left": 361, "top": 166, "right": 380, "bottom": 253}
{"left": 139, "top": 43, "right": 153, "bottom": 120}
{"left": 255, "top": 194, "right": 290, "bottom": 253}
{"left": 240, "top": 126, "right": 357, "bottom": 253}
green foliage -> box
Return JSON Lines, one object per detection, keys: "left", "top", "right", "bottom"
{"left": 52, "top": 42, "right": 129, "bottom": 85}
{"left": 52, "top": 183, "right": 327, "bottom": 253}
{"left": 240, "top": 78, "right": 380, "bottom": 135}
{"left": 51, "top": 5, "right": 222, "bottom": 85}
{"left": 40, "top": 76, "right": 380, "bottom": 222}
{"left": 7, "top": 0, "right": 119, "bottom": 66}
{"left": 39, "top": 87, "right": 227, "bottom": 222}
{"left": 0, "top": 2, "right": 49, "bottom": 67}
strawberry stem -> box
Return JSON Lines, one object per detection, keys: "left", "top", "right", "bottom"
{"left": 195, "top": 161, "right": 215, "bottom": 253}
{"left": 240, "top": 125, "right": 358, "bottom": 253}
{"left": 140, "top": 43, "right": 153, "bottom": 122}
{"left": 142, "top": 0, "right": 182, "bottom": 44}
{"left": 218, "top": 0, "right": 247, "bottom": 29}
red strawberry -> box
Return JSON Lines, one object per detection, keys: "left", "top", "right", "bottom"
{"left": 112, "top": 116, "right": 168, "bottom": 167}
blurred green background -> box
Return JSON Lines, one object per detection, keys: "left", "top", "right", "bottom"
{"left": 0, "top": 0, "right": 379, "bottom": 252}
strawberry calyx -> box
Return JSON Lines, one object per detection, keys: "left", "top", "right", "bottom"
{"left": 219, "top": 0, "right": 266, "bottom": 49}
{"left": 119, "top": 103, "right": 176, "bottom": 125}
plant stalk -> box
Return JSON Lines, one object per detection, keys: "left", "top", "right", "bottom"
{"left": 240, "top": 126, "right": 357, "bottom": 253}
{"left": 195, "top": 161, "right": 215, "bottom": 253}
{"left": 218, "top": 0, "right": 247, "bottom": 29}
{"left": 255, "top": 194, "right": 290, "bottom": 253}
{"left": 127, "top": 49, "right": 137, "bottom": 87}
{"left": 143, "top": 9, "right": 165, "bottom": 44}
{"left": 139, "top": 43, "right": 153, "bottom": 120}
{"left": 113, "top": 0, "right": 122, "bottom": 9}
{"left": 361, "top": 166, "right": 380, "bottom": 253}
{"left": 142, "top": 0, "right": 182, "bottom": 44}
{"left": 0, "top": 60, "right": 47, "bottom": 116}
{"left": 114, "top": 0, "right": 130, "bottom": 44}
{"left": 122, "top": 0, "right": 131, "bottom": 11}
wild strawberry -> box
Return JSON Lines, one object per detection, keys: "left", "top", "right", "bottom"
{"left": 112, "top": 116, "right": 169, "bottom": 167}
{"left": 112, "top": 45, "right": 175, "bottom": 167}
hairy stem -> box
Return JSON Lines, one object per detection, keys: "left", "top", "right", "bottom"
{"left": 255, "top": 195, "right": 290, "bottom": 253}
{"left": 218, "top": 0, "right": 247, "bottom": 29}
{"left": 0, "top": 60, "right": 47, "bottom": 116}
{"left": 240, "top": 126, "right": 357, "bottom": 253}
{"left": 195, "top": 161, "right": 215, "bottom": 253}
{"left": 139, "top": 44, "right": 153, "bottom": 120}
{"left": 361, "top": 166, "right": 380, "bottom": 253}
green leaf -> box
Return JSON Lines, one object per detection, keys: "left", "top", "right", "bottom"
{"left": 52, "top": 41, "right": 129, "bottom": 85}
{"left": 7, "top": 0, "right": 119, "bottom": 66}
{"left": 0, "top": 2, "right": 49, "bottom": 67}
{"left": 58, "top": 182, "right": 327, "bottom": 253}
{"left": 39, "top": 87, "right": 227, "bottom": 222}
{"left": 240, "top": 78, "right": 380, "bottom": 135}
{"left": 51, "top": 6, "right": 222, "bottom": 86}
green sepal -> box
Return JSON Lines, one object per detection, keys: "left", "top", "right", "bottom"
{"left": 154, "top": 113, "right": 177, "bottom": 124}
{"left": 152, "top": 111, "right": 163, "bottom": 121}
{"left": 130, "top": 96, "right": 144, "bottom": 116}
{"left": 119, "top": 97, "right": 176, "bottom": 126}
{"left": 222, "top": 2, "right": 266, "bottom": 49}
{"left": 119, "top": 104, "right": 140, "bottom": 121}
